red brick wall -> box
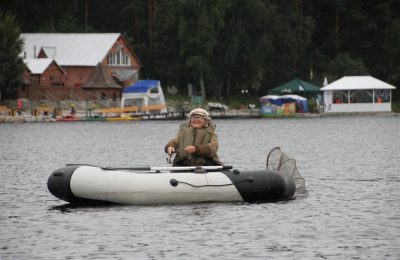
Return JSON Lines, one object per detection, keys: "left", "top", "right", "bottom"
{"left": 63, "top": 66, "right": 94, "bottom": 88}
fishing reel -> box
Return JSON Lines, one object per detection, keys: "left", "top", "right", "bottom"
{"left": 166, "top": 152, "right": 177, "bottom": 164}
{"left": 166, "top": 155, "right": 173, "bottom": 164}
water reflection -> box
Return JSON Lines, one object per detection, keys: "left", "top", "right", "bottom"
{"left": 49, "top": 202, "right": 118, "bottom": 213}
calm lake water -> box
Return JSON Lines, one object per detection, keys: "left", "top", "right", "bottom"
{"left": 1, "top": 115, "right": 399, "bottom": 259}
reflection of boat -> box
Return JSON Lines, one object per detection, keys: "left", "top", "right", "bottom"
{"left": 47, "top": 165, "right": 296, "bottom": 205}
{"left": 106, "top": 115, "right": 140, "bottom": 122}
{"left": 56, "top": 115, "right": 80, "bottom": 122}
{"left": 81, "top": 116, "right": 107, "bottom": 122}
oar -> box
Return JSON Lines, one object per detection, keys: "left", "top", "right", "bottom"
{"left": 66, "top": 164, "right": 233, "bottom": 172}
{"left": 106, "top": 165, "right": 233, "bottom": 172}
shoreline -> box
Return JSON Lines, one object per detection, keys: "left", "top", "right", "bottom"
{"left": 0, "top": 110, "right": 398, "bottom": 124}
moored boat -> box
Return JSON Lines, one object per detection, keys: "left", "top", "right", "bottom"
{"left": 56, "top": 115, "right": 80, "bottom": 122}
{"left": 106, "top": 115, "right": 140, "bottom": 121}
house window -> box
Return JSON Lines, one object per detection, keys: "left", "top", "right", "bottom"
{"left": 50, "top": 75, "right": 62, "bottom": 86}
{"left": 350, "top": 90, "right": 372, "bottom": 103}
{"left": 30, "top": 75, "right": 40, "bottom": 86}
{"left": 123, "top": 55, "right": 129, "bottom": 65}
{"left": 149, "top": 87, "right": 159, "bottom": 94}
{"left": 108, "top": 47, "right": 131, "bottom": 66}
{"left": 375, "top": 89, "right": 390, "bottom": 103}
{"left": 109, "top": 55, "right": 114, "bottom": 64}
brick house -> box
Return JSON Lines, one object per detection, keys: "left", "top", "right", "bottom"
{"left": 19, "top": 33, "right": 142, "bottom": 102}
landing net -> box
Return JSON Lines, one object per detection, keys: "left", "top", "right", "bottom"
{"left": 266, "top": 147, "right": 308, "bottom": 197}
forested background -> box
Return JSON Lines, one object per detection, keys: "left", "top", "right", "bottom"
{"left": 1, "top": 0, "right": 400, "bottom": 101}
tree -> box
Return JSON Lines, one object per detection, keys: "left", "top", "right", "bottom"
{"left": 326, "top": 52, "right": 368, "bottom": 81}
{"left": 383, "top": 19, "right": 400, "bottom": 101}
{"left": 267, "top": 0, "right": 315, "bottom": 88}
{"left": 176, "top": 0, "right": 224, "bottom": 100}
{"left": 225, "top": 0, "right": 276, "bottom": 96}
{"left": 0, "top": 11, "right": 24, "bottom": 100}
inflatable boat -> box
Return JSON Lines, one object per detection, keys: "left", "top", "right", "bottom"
{"left": 47, "top": 164, "right": 296, "bottom": 205}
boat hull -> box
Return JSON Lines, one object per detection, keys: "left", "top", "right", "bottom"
{"left": 47, "top": 165, "right": 296, "bottom": 205}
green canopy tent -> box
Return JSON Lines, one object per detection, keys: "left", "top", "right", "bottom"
{"left": 269, "top": 79, "right": 321, "bottom": 98}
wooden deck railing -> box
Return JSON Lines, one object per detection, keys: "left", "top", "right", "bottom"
{"left": 0, "top": 105, "right": 12, "bottom": 116}
{"left": 96, "top": 104, "right": 167, "bottom": 114}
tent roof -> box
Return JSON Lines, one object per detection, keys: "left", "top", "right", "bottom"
{"left": 270, "top": 79, "right": 321, "bottom": 94}
{"left": 281, "top": 94, "right": 307, "bottom": 101}
{"left": 260, "top": 95, "right": 281, "bottom": 101}
{"left": 123, "top": 80, "right": 160, "bottom": 93}
{"left": 320, "top": 76, "right": 396, "bottom": 90}
{"left": 260, "top": 94, "right": 306, "bottom": 102}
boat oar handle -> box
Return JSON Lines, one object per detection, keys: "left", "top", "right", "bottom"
{"left": 65, "top": 164, "right": 151, "bottom": 171}
{"left": 103, "top": 166, "right": 152, "bottom": 171}
{"left": 66, "top": 164, "right": 233, "bottom": 172}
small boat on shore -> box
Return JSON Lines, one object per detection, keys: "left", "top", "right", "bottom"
{"left": 56, "top": 115, "right": 80, "bottom": 122}
{"left": 106, "top": 115, "right": 140, "bottom": 122}
{"left": 47, "top": 164, "right": 296, "bottom": 205}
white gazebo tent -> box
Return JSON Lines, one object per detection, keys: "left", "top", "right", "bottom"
{"left": 321, "top": 76, "right": 396, "bottom": 113}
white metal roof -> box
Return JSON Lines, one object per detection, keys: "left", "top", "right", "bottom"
{"left": 321, "top": 76, "right": 396, "bottom": 91}
{"left": 21, "top": 33, "right": 121, "bottom": 66}
{"left": 24, "top": 58, "right": 54, "bottom": 74}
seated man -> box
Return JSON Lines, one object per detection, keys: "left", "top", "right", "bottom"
{"left": 165, "top": 108, "right": 223, "bottom": 166}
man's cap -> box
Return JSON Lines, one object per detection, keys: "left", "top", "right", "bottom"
{"left": 189, "top": 108, "right": 209, "bottom": 119}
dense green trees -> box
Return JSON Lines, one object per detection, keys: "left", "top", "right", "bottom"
{"left": 0, "top": 11, "right": 24, "bottom": 99}
{"left": 1, "top": 0, "right": 399, "bottom": 101}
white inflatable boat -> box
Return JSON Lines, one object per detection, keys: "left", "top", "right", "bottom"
{"left": 47, "top": 164, "right": 296, "bottom": 205}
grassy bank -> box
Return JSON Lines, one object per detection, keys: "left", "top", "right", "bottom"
{"left": 392, "top": 102, "right": 400, "bottom": 113}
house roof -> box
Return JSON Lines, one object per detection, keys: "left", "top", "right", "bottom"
{"left": 321, "top": 76, "right": 396, "bottom": 91}
{"left": 82, "top": 63, "right": 121, "bottom": 89}
{"left": 21, "top": 33, "right": 122, "bottom": 66}
{"left": 112, "top": 69, "right": 138, "bottom": 81}
{"left": 269, "top": 79, "right": 321, "bottom": 94}
{"left": 24, "top": 58, "right": 64, "bottom": 74}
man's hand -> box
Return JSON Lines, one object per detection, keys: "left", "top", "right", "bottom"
{"left": 184, "top": 146, "right": 196, "bottom": 154}
{"left": 167, "top": 146, "right": 176, "bottom": 155}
